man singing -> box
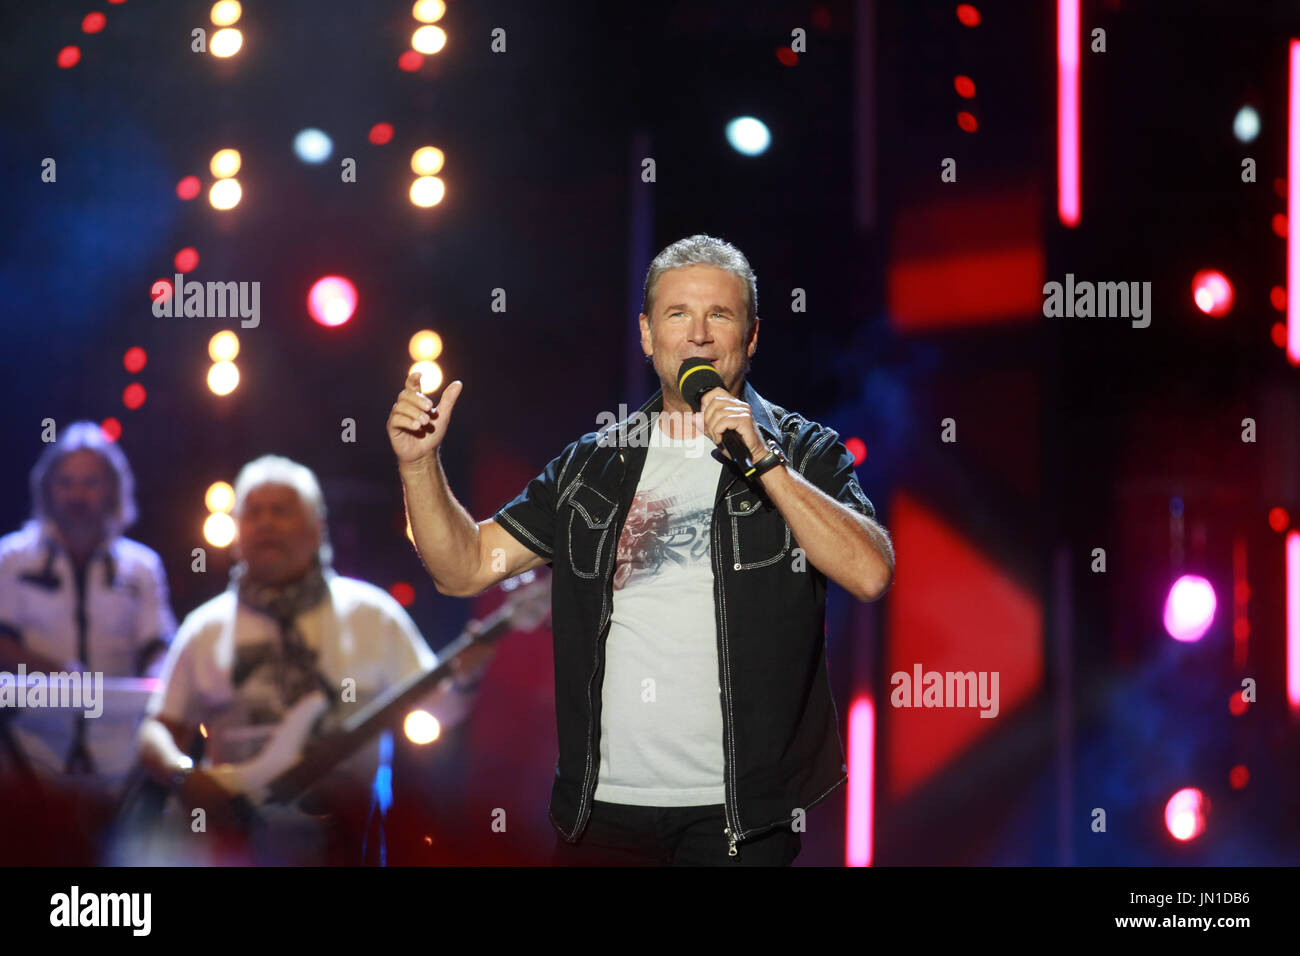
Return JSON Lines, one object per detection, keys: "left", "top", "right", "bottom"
{"left": 390, "top": 234, "right": 894, "bottom": 866}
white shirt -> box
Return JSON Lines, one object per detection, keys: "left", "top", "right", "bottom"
{"left": 0, "top": 520, "right": 176, "bottom": 782}
{"left": 146, "top": 574, "right": 457, "bottom": 786}
{"left": 594, "top": 417, "right": 727, "bottom": 806}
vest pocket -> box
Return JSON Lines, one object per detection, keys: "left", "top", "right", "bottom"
{"left": 564, "top": 481, "right": 617, "bottom": 579}
{"left": 727, "top": 489, "right": 791, "bottom": 570}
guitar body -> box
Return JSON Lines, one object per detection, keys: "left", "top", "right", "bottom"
{"left": 109, "top": 569, "right": 552, "bottom": 865}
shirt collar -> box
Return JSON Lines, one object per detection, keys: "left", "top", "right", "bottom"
{"left": 607, "top": 380, "right": 782, "bottom": 447}
{"left": 35, "top": 518, "right": 117, "bottom": 567}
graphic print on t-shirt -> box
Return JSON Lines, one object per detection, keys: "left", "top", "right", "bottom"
{"left": 613, "top": 491, "right": 713, "bottom": 591}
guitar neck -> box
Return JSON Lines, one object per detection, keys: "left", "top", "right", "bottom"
{"left": 265, "top": 606, "right": 514, "bottom": 803}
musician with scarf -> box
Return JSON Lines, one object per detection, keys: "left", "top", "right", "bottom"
{"left": 136, "top": 455, "right": 486, "bottom": 864}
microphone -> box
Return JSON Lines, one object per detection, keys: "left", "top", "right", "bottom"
{"left": 676, "top": 358, "right": 755, "bottom": 470}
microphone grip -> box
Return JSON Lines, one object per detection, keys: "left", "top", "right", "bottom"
{"left": 720, "top": 429, "right": 753, "bottom": 468}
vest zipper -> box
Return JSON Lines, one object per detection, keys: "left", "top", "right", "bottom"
{"left": 713, "top": 476, "right": 740, "bottom": 857}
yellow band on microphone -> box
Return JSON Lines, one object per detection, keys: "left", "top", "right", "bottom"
{"left": 678, "top": 363, "right": 718, "bottom": 395}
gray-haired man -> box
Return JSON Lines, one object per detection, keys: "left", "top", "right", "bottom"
{"left": 391, "top": 234, "right": 894, "bottom": 866}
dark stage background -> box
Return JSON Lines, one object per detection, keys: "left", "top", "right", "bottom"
{"left": 2, "top": 0, "right": 1298, "bottom": 866}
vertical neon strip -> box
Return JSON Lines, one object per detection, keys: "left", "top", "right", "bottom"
{"left": 1232, "top": 535, "right": 1249, "bottom": 670}
{"left": 1288, "top": 40, "right": 1300, "bottom": 364}
{"left": 1057, "top": 0, "right": 1081, "bottom": 227}
{"left": 846, "top": 695, "right": 874, "bottom": 866}
{"left": 1287, "top": 531, "right": 1300, "bottom": 709}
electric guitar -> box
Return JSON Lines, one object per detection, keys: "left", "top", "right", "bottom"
{"left": 209, "top": 568, "right": 550, "bottom": 807}
{"left": 111, "top": 569, "right": 551, "bottom": 863}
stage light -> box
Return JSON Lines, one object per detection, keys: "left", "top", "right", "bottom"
{"left": 1273, "top": 213, "right": 1288, "bottom": 238}
{"left": 398, "top": 50, "right": 424, "bottom": 71}
{"left": 776, "top": 47, "right": 798, "bottom": 67}
{"left": 211, "top": 1, "right": 242, "bottom": 26}
{"left": 410, "top": 176, "right": 445, "bottom": 207}
{"left": 409, "top": 330, "right": 443, "bottom": 362}
{"left": 176, "top": 176, "right": 201, "bottom": 200}
{"left": 210, "top": 149, "right": 241, "bottom": 178}
{"left": 413, "top": 0, "right": 446, "bottom": 22}
{"left": 390, "top": 581, "right": 415, "bottom": 606}
{"left": 1163, "top": 574, "right": 1216, "bottom": 642}
{"left": 1233, "top": 105, "right": 1260, "bottom": 143}
{"left": 204, "top": 512, "right": 236, "bottom": 548}
{"left": 207, "top": 361, "right": 240, "bottom": 395}
{"left": 408, "top": 360, "right": 443, "bottom": 394}
{"left": 294, "top": 128, "right": 333, "bottom": 164}
{"left": 1288, "top": 531, "right": 1300, "bottom": 708}
{"left": 1289, "top": 42, "right": 1300, "bottom": 364}
{"left": 205, "top": 481, "right": 236, "bottom": 514}
{"left": 845, "top": 437, "right": 867, "bottom": 466}
{"left": 100, "top": 418, "right": 122, "bottom": 442}
{"left": 1191, "top": 269, "right": 1234, "bottom": 317}
{"left": 208, "top": 331, "right": 240, "bottom": 362}
{"left": 845, "top": 696, "right": 874, "bottom": 867}
{"left": 123, "top": 347, "right": 147, "bottom": 374}
{"left": 209, "top": 178, "right": 242, "bottom": 210}
{"left": 174, "top": 247, "right": 199, "bottom": 273}
{"left": 954, "top": 75, "right": 976, "bottom": 98}
{"left": 369, "top": 122, "right": 394, "bottom": 145}
{"left": 1271, "top": 507, "right": 1291, "bottom": 532}
{"left": 1229, "top": 765, "right": 1249, "bottom": 789}
{"left": 725, "top": 117, "right": 771, "bottom": 156}
{"left": 411, "top": 25, "right": 447, "bottom": 54}
{"left": 151, "top": 278, "right": 173, "bottom": 305}
{"left": 956, "top": 4, "right": 981, "bottom": 27}
{"left": 1273, "top": 321, "right": 1289, "bottom": 347}
{"left": 1271, "top": 286, "right": 1287, "bottom": 310}
{"left": 57, "top": 46, "right": 81, "bottom": 69}
{"left": 307, "top": 276, "right": 358, "bottom": 327}
{"left": 122, "top": 383, "right": 146, "bottom": 410}
{"left": 957, "top": 111, "right": 978, "bottom": 132}
{"left": 210, "top": 28, "right": 243, "bottom": 58}
{"left": 1163, "top": 787, "right": 1207, "bottom": 842}
{"left": 411, "top": 146, "right": 445, "bottom": 176}
{"left": 1228, "top": 689, "right": 1249, "bottom": 716}
{"left": 1058, "top": 0, "right": 1080, "bottom": 227}
{"left": 82, "top": 13, "right": 106, "bottom": 34}
{"left": 404, "top": 710, "right": 440, "bottom": 744}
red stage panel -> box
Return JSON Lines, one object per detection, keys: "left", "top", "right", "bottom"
{"left": 887, "top": 189, "right": 1045, "bottom": 330}
{"left": 885, "top": 491, "right": 1043, "bottom": 798}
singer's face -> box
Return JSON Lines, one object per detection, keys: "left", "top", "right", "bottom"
{"left": 639, "top": 265, "right": 757, "bottom": 409}
{"left": 234, "top": 483, "right": 321, "bottom": 587}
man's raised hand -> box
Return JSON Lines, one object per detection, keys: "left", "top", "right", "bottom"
{"left": 388, "top": 373, "right": 462, "bottom": 465}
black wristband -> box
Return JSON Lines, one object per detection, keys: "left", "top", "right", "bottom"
{"left": 744, "top": 441, "right": 788, "bottom": 480}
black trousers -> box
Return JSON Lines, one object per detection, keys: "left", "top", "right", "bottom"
{"left": 550, "top": 800, "right": 801, "bottom": 867}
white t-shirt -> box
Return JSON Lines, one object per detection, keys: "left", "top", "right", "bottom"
{"left": 594, "top": 414, "right": 726, "bottom": 806}
{"left": 146, "top": 575, "right": 447, "bottom": 787}
{"left": 0, "top": 521, "right": 176, "bottom": 783}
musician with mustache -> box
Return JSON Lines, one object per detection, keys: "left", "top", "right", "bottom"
{"left": 0, "top": 421, "right": 180, "bottom": 866}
